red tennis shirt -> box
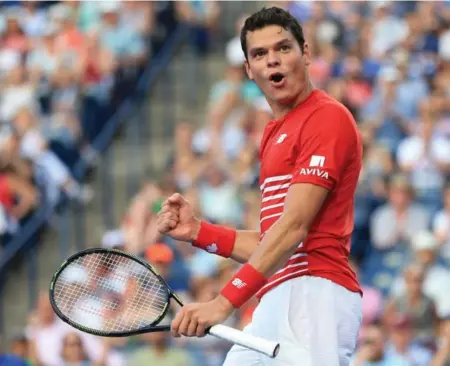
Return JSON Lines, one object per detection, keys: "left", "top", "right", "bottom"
{"left": 256, "top": 89, "right": 363, "bottom": 299}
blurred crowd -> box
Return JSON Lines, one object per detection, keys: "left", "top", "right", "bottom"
{"left": 3, "top": 1, "right": 450, "bottom": 366}
{"left": 0, "top": 0, "right": 154, "bottom": 256}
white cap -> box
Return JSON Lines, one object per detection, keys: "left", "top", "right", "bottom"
{"left": 226, "top": 37, "right": 246, "bottom": 66}
{"left": 42, "top": 22, "right": 59, "bottom": 37}
{"left": 317, "top": 21, "right": 339, "bottom": 44}
{"left": 0, "top": 205, "right": 7, "bottom": 235}
{"left": 102, "top": 230, "right": 125, "bottom": 249}
{"left": 412, "top": 231, "right": 439, "bottom": 252}
{"left": 99, "top": 1, "right": 122, "bottom": 14}
{"left": 50, "top": 4, "right": 73, "bottom": 21}
{"left": 0, "top": 49, "right": 20, "bottom": 73}
{"left": 439, "top": 30, "right": 450, "bottom": 61}
{"left": 378, "top": 66, "right": 401, "bottom": 82}
{"left": 60, "top": 265, "right": 89, "bottom": 284}
{"left": 372, "top": 1, "right": 391, "bottom": 10}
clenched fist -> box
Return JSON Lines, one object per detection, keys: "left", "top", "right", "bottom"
{"left": 156, "top": 193, "right": 201, "bottom": 242}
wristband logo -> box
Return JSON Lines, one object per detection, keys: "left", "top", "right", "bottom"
{"left": 231, "top": 278, "right": 247, "bottom": 289}
{"left": 206, "top": 243, "right": 218, "bottom": 253}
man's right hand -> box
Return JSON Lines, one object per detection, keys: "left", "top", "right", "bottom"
{"left": 156, "top": 193, "right": 201, "bottom": 242}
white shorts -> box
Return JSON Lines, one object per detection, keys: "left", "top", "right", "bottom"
{"left": 223, "top": 276, "right": 362, "bottom": 366}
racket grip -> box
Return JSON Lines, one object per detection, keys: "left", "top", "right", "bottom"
{"left": 207, "top": 324, "right": 280, "bottom": 358}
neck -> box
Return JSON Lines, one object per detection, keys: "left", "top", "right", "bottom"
{"left": 396, "top": 343, "right": 409, "bottom": 353}
{"left": 394, "top": 205, "right": 408, "bottom": 215}
{"left": 270, "top": 79, "right": 314, "bottom": 120}
{"left": 153, "top": 343, "right": 168, "bottom": 356}
{"left": 408, "top": 293, "right": 421, "bottom": 304}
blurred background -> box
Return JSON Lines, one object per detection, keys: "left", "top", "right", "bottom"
{"left": 0, "top": 1, "right": 450, "bottom": 365}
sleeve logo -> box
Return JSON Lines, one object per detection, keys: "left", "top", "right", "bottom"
{"left": 309, "top": 155, "right": 325, "bottom": 167}
{"left": 300, "top": 155, "right": 328, "bottom": 178}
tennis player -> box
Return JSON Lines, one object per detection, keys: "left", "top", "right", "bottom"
{"left": 157, "top": 7, "right": 363, "bottom": 366}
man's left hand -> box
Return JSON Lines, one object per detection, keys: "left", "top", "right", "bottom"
{"left": 171, "top": 295, "right": 234, "bottom": 338}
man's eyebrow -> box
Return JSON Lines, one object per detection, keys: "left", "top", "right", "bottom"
{"left": 249, "top": 38, "right": 292, "bottom": 55}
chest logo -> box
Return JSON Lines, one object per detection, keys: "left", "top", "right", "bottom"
{"left": 275, "top": 133, "right": 288, "bottom": 144}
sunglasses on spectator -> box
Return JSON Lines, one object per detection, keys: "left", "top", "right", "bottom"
{"left": 64, "top": 339, "right": 82, "bottom": 347}
{"left": 361, "top": 338, "right": 377, "bottom": 346}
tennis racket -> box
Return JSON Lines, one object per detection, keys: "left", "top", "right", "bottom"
{"left": 49, "top": 248, "right": 280, "bottom": 358}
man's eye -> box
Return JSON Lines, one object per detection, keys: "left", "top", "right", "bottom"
{"left": 281, "top": 45, "right": 291, "bottom": 51}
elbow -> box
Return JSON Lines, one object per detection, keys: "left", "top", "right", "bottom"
{"left": 282, "top": 215, "right": 309, "bottom": 249}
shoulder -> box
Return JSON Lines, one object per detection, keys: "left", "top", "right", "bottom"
{"left": 299, "top": 92, "right": 358, "bottom": 137}
{"left": 410, "top": 203, "right": 429, "bottom": 217}
{"left": 308, "top": 91, "right": 356, "bottom": 124}
{"left": 372, "top": 204, "right": 392, "bottom": 218}
{"left": 128, "top": 348, "right": 154, "bottom": 362}
{"left": 433, "top": 210, "right": 448, "bottom": 224}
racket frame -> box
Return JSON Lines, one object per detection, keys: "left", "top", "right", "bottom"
{"left": 49, "top": 247, "right": 180, "bottom": 337}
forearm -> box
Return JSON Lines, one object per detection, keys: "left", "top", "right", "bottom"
{"left": 248, "top": 215, "right": 306, "bottom": 277}
{"left": 230, "top": 230, "right": 260, "bottom": 263}
{"left": 431, "top": 344, "right": 450, "bottom": 366}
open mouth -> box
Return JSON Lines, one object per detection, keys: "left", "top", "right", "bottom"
{"left": 269, "top": 72, "right": 285, "bottom": 85}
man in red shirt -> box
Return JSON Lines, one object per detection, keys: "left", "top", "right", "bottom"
{"left": 157, "top": 7, "right": 363, "bottom": 365}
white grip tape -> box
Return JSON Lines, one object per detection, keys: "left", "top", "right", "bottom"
{"left": 208, "top": 324, "right": 280, "bottom": 358}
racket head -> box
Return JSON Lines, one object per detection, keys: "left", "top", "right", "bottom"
{"left": 49, "top": 248, "right": 173, "bottom": 337}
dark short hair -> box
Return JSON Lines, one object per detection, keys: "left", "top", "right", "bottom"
{"left": 240, "top": 7, "right": 306, "bottom": 60}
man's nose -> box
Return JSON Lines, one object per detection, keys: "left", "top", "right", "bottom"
{"left": 267, "top": 50, "right": 281, "bottom": 67}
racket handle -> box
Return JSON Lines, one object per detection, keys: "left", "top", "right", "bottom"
{"left": 207, "top": 324, "right": 280, "bottom": 358}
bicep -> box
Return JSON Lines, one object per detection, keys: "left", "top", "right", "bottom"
{"left": 282, "top": 183, "right": 329, "bottom": 231}
{"left": 7, "top": 176, "right": 36, "bottom": 199}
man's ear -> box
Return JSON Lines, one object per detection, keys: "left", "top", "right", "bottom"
{"left": 302, "top": 43, "right": 311, "bottom": 67}
{"left": 245, "top": 61, "right": 253, "bottom": 80}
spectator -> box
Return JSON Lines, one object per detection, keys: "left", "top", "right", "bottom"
{"left": 391, "top": 231, "right": 450, "bottom": 319}
{"left": 351, "top": 323, "right": 411, "bottom": 366}
{"left": 384, "top": 314, "right": 434, "bottom": 366}
{"left": 7, "top": 334, "right": 37, "bottom": 365}
{"left": 385, "top": 262, "right": 439, "bottom": 344}
{"left": 26, "top": 292, "right": 124, "bottom": 366}
{"left": 127, "top": 331, "right": 194, "bottom": 366}
{"left": 350, "top": 260, "right": 383, "bottom": 326}
{"left": 0, "top": 168, "right": 38, "bottom": 219}
{"left": 21, "top": 1, "right": 47, "bottom": 39}
{"left": 175, "top": 0, "right": 220, "bottom": 56}
{"left": 369, "top": 2, "right": 409, "bottom": 60}
{"left": 197, "top": 162, "right": 243, "bottom": 227}
{"left": 361, "top": 66, "right": 408, "bottom": 153}
{"left": 370, "top": 174, "right": 430, "bottom": 250}
{"left": 120, "top": 181, "right": 163, "bottom": 254}
{"left": 60, "top": 332, "right": 111, "bottom": 366}
{"left": 0, "top": 64, "right": 38, "bottom": 123}
{"left": 192, "top": 48, "right": 250, "bottom": 160}
{"left": 397, "top": 101, "right": 450, "bottom": 213}
{"left": 1, "top": 8, "right": 30, "bottom": 55}
{"left": 98, "top": 1, "right": 147, "bottom": 94}
{"left": 432, "top": 318, "right": 450, "bottom": 365}
{"left": 433, "top": 184, "right": 450, "bottom": 261}
{"left": 12, "top": 108, "right": 91, "bottom": 204}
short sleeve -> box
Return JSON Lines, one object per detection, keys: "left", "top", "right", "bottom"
{"left": 397, "top": 138, "right": 421, "bottom": 168}
{"left": 290, "top": 103, "right": 359, "bottom": 191}
{"left": 433, "top": 138, "right": 450, "bottom": 163}
{"left": 433, "top": 211, "right": 449, "bottom": 233}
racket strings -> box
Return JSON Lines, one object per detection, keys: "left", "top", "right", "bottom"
{"left": 53, "top": 252, "right": 169, "bottom": 333}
